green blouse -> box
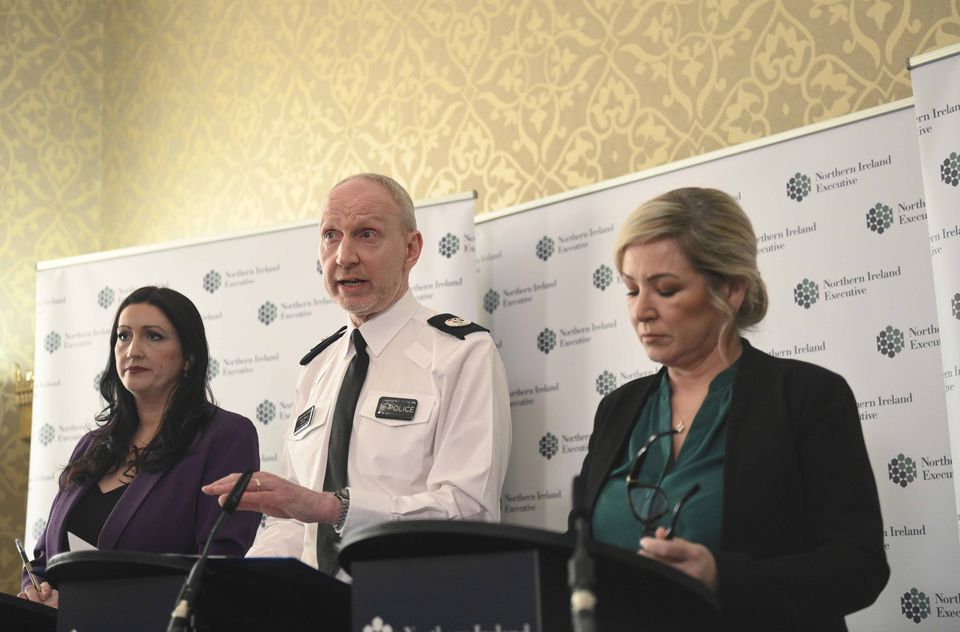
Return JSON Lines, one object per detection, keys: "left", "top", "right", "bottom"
{"left": 591, "top": 364, "right": 737, "bottom": 552}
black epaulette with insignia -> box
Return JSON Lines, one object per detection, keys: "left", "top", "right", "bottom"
{"left": 299, "top": 325, "right": 348, "bottom": 365}
{"left": 427, "top": 314, "right": 489, "bottom": 340}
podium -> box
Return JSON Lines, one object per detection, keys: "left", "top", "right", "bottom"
{"left": 340, "top": 521, "right": 720, "bottom": 632}
{"left": 46, "top": 551, "right": 350, "bottom": 632}
{"left": 0, "top": 591, "right": 56, "bottom": 632}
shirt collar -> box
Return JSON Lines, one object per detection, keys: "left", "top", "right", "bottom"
{"left": 344, "top": 290, "right": 418, "bottom": 358}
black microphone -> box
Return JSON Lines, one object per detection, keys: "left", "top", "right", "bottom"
{"left": 167, "top": 469, "right": 254, "bottom": 632}
{"left": 568, "top": 475, "right": 597, "bottom": 632}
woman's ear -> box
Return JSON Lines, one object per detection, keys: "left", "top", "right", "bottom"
{"left": 726, "top": 279, "right": 747, "bottom": 313}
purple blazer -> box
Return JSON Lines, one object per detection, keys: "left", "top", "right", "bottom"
{"left": 24, "top": 407, "right": 261, "bottom": 590}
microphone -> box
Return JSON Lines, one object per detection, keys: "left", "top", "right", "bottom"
{"left": 568, "top": 475, "right": 597, "bottom": 632}
{"left": 167, "top": 469, "right": 254, "bottom": 632}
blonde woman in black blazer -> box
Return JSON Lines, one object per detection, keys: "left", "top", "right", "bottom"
{"left": 576, "top": 188, "right": 888, "bottom": 631}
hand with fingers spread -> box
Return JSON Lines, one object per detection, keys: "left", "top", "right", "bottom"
{"left": 202, "top": 471, "right": 341, "bottom": 525}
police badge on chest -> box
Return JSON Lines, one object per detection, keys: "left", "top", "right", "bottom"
{"left": 375, "top": 397, "right": 418, "bottom": 421}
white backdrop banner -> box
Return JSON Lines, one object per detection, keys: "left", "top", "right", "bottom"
{"left": 476, "top": 102, "right": 960, "bottom": 630}
{"left": 909, "top": 43, "right": 960, "bottom": 537}
{"left": 27, "top": 191, "right": 478, "bottom": 556}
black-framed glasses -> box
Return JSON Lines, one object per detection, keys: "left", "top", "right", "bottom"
{"left": 625, "top": 429, "right": 701, "bottom": 539}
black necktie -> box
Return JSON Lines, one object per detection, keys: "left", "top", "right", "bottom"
{"left": 316, "top": 328, "right": 368, "bottom": 574}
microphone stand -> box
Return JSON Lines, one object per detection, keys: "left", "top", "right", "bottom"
{"left": 568, "top": 475, "right": 597, "bottom": 632}
{"left": 167, "top": 470, "right": 254, "bottom": 632}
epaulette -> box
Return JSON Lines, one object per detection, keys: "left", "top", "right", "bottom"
{"left": 427, "top": 314, "right": 489, "bottom": 340}
{"left": 299, "top": 326, "right": 348, "bottom": 365}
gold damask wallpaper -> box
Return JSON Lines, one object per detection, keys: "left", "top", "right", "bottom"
{"left": 2, "top": 0, "right": 960, "bottom": 593}
{"left": 1, "top": 0, "right": 102, "bottom": 593}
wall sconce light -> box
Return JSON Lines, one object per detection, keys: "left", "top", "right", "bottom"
{"left": 14, "top": 364, "right": 34, "bottom": 441}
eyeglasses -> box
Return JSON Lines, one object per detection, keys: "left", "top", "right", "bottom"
{"left": 625, "top": 429, "right": 701, "bottom": 539}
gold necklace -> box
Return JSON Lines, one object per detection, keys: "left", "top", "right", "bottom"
{"left": 672, "top": 400, "right": 701, "bottom": 433}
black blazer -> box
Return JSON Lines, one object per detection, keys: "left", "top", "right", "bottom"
{"left": 576, "top": 340, "right": 889, "bottom": 631}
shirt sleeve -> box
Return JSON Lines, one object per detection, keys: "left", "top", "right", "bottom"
{"left": 342, "top": 334, "right": 512, "bottom": 534}
{"left": 246, "top": 431, "right": 310, "bottom": 560}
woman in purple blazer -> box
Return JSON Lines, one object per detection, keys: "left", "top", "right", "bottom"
{"left": 19, "top": 286, "right": 260, "bottom": 608}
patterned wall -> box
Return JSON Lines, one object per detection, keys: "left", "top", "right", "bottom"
{"left": 0, "top": 0, "right": 102, "bottom": 594}
{"left": 2, "top": 0, "right": 959, "bottom": 593}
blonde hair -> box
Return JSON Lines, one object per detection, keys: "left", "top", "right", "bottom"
{"left": 615, "top": 187, "right": 768, "bottom": 331}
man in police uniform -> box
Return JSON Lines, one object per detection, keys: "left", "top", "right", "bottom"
{"left": 204, "top": 173, "right": 511, "bottom": 572}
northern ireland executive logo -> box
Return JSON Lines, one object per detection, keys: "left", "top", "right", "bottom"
{"left": 876, "top": 326, "right": 905, "bottom": 358}
{"left": 536, "top": 236, "right": 555, "bottom": 261}
{"left": 256, "top": 400, "right": 276, "bottom": 425}
{"left": 257, "top": 301, "right": 277, "bottom": 326}
{"left": 32, "top": 519, "right": 47, "bottom": 540}
{"left": 537, "top": 328, "right": 557, "bottom": 354}
{"left": 97, "top": 287, "right": 115, "bottom": 309}
{"left": 203, "top": 270, "right": 222, "bottom": 294}
{"left": 44, "top": 332, "right": 61, "bottom": 353}
{"left": 593, "top": 264, "right": 613, "bottom": 291}
{"left": 596, "top": 370, "right": 617, "bottom": 396}
{"left": 207, "top": 358, "right": 220, "bottom": 381}
{"left": 539, "top": 432, "right": 559, "bottom": 459}
{"left": 865, "top": 202, "right": 894, "bottom": 235}
{"left": 793, "top": 278, "right": 819, "bottom": 309}
{"left": 888, "top": 454, "right": 917, "bottom": 488}
{"left": 786, "top": 172, "right": 811, "bottom": 202}
{"left": 941, "top": 152, "right": 960, "bottom": 187}
{"left": 39, "top": 423, "right": 55, "bottom": 446}
{"left": 362, "top": 616, "right": 393, "bottom": 632}
{"left": 952, "top": 292, "right": 960, "bottom": 320}
{"left": 901, "top": 587, "right": 931, "bottom": 624}
{"left": 483, "top": 289, "right": 500, "bottom": 314}
{"left": 439, "top": 233, "right": 460, "bottom": 258}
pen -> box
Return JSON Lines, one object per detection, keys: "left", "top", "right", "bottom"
{"left": 15, "top": 538, "right": 42, "bottom": 594}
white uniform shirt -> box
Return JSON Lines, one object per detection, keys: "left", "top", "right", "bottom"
{"left": 247, "top": 290, "right": 511, "bottom": 568}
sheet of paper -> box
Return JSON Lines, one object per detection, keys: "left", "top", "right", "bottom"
{"left": 67, "top": 532, "right": 97, "bottom": 551}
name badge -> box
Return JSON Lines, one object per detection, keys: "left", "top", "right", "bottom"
{"left": 294, "top": 406, "right": 315, "bottom": 435}
{"left": 375, "top": 397, "right": 418, "bottom": 421}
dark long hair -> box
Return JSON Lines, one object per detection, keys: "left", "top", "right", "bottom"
{"left": 61, "top": 286, "right": 216, "bottom": 487}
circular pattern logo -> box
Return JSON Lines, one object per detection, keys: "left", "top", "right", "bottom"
{"left": 593, "top": 264, "right": 613, "bottom": 291}
{"left": 93, "top": 371, "right": 103, "bottom": 391}
{"left": 865, "top": 202, "right": 894, "bottom": 234}
{"left": 595, "top": 370, "right": 617, "bottom": 396}
{"left": 535, "top": 236, "right": 555, "bottom": 261}
{"left": 793, "top": 278, "right": 819, "bottom": 309}
{"left": 44, "top": 332, "right": 61, "bottom": 353}
{"left": 316, "top": 259, "right": 323, "bottom": 275}
{"left": 97, "top": 287, "right": 115, "bottom": 309}
{"left": 876, "top": 325, "right": 904, "bottom": 358}
{"left": 32, "top": 518, "right": 47, "bottom": 540}
{"left": 952, "top": 292, "right": 960, "bottom": 320}
{"left": 941, "top": 151, "right": 960, "bottom": 187}
{"left": 362, "top": 617, "right": 393, "bottom": 632}
{"left": 39, "top": 423, "right": 55, "bottom": 446}
{"left": 439, "top": 233, "right": 460, "bottom": 258}
{"left": 538, "top": 432, "right": 559, "bottom": 459}
{"left": 537, "top": 328, "right": 556, "bottom": 354}
{"left": 207, "top": 358, "right": 220, "bottom": 381}
{"left": 482, "top": 289, "right": 500, "bottom": 314}
{"left": 258, "top": 301, "right": 277, "bottom": 326}
{"left": 786, "top": 172, "right": 811, "bottom": 202}
{"left": 256, "top": 400, "right": 276, "bottom": 425}
{"left": 888, "top": 453, "right": 917, "bottom": 488}
{"left": 900, "top": 587, "right": 930, "bottom": 623}
{"left": 203, "top": 270, "right": 222, "bottom": 294}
